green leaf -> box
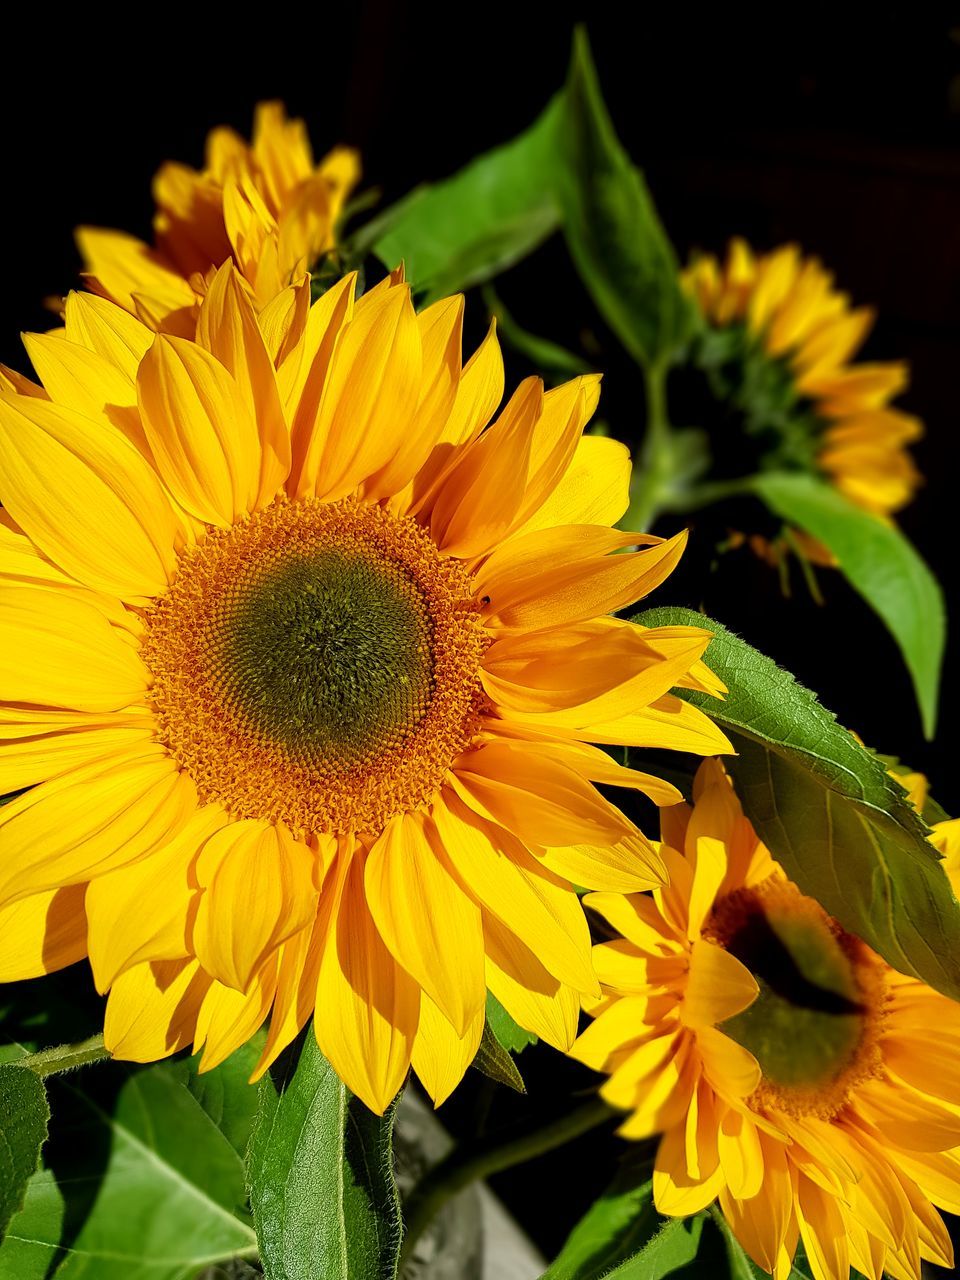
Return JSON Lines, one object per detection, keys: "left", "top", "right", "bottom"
{"left": 603, "top": 1215, "right": 705, "bottom": 1279}
{"left": 542, "top": 1162, "right": 658, "bottom": 1280}
{"left": 247, "top": 1034, "right": 401, "bottom": 1280}
{"left": 470, "top": 1021, "right": 526, "bottom": 1094}
{"left": 373, "top": 97, "right": 563, "bottom": 303}
{"left": 0, "top": 1060, "right": 257, "bottom": 1279}
{"left": 752, "top": 471, "right": 945, "bottom": 737}
{"left": 173, "top": 1032, "right": 265, "bottom": 1157}
{"left": 485, "top": 991, "right": 537, "bottom": 1054}
{"left": 555, "top": 29, "right": 691, "bottom": 369}
{"left": 0, "top": 1065, "right": 48, "bottom": 1242}
{"left": 637, "top": 606, "right": 960, "bottom": 1001}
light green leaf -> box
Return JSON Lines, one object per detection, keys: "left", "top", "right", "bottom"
{"left": 752, "top": 471, "right": 945, "bottom": 737}
{"left": 470, "top": 1021, "right": 526, "bottom": 1094}
{"left": 0, "top": 1061, "right": 257, "bottom": 1279}
{"left": 247, "top": 1034, "right": 401, "bottom": 1280}
{"left": 0, "top": 1065, "right": 48, "bottom": 1241}
{"left": 638, "top": 607, "right": 960, "bottom": 1001}
{"left": 373, "top": 97, "right": 563, "bottom": 303}
{"left": 485, "top": 991, "right": 537, "bottom": 1054}
{"left": 555, "top": 29, "right": 691, "bottom": 369}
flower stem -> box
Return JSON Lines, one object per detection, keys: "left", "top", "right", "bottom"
{"left": 21, "top": 1034, "right": 110, "bottom": 1078}
{"left": 399, "top": 1095, "right": 618, "bottom": 1267}
{"left": 630, "top": 359, "right": 674, "bottom": 532}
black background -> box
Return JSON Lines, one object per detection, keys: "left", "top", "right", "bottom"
{"left": 2, "top": 4, "right": 959, "bottom": 1251}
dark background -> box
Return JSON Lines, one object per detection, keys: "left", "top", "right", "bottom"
{"left": 2, "top": 6, "right": 959, "bottom": 1252}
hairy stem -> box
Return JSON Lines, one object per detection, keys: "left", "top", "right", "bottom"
{"left": 22, "top": 1034, "right": 110, "bottom": 1078}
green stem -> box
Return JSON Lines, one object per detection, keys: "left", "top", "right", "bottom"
{"left": 22, "top": 1034, "right": 110, "bottom": 1078}
{"left": 630, "top": 359, "right": 673, "bottom": 532}
{"left": 400, "top": 1095, "right": 617, "bottom": 1267}
{"left": 657, "top": 475, "right": 757, "bottom": 515}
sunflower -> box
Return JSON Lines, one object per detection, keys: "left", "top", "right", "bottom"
{"left": 76, "top": 101, "right": 359, "bottom": 333}
{"left": 572, "top": 759, "right": 960, "bottom": 1280}
{"left": 0, "top": 265, "right": 730, "bottom": 1113}
{"left": 684, "top": 240, "right": 921, "bottom": 565}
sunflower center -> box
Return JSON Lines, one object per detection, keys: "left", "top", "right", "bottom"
{"left": 223, "top": 548, "right": 433, "bottom": 763}
{"left": 706, "top": 879, "right": 885, "bottom": 1118}
{"left": 141, "top": 497, "right": 488, "bottom": 836}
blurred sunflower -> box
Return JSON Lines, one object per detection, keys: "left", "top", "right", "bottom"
{"left": 0, "top": 265, "right": 730, "bottom": 1113}
{"left": 684, "top": 240, "right": 921, "bottom": 566}
{"left": 76, "top": 101, "right": 359, "bottom": 333}
{"left": 573, "top": 760, "right": 960, "bottom": 1280}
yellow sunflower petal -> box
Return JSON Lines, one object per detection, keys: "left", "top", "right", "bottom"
{"left": 411, "top": 993, "right": 485, "bottom": 1108}
{"left": 196, "top": 263, "right": 291, "bottom": 504}
{"left": 654, "top": 1123, "right": 726, "bottom": 1216}
{"left": 365, "top": 811, "right": 485, "bottom": 1036}
{"left": 0, "top": 585, "right": 149, "bottom": 713}
{"left": 86, "top": 803, "right": 228, "bottom": 991}
{"left": 75, "top": 226, "right": 197, "bottom": 318}
{"left": 480, "top": 528, "right": 687, "bottom": 633}
{"left": 313, "top": 851, "right": 420, "bottom": 1115}
{"left": 251, "top": 917, "right": 324, "bottom": 1082}
{"left": 716, "top": 1106, "right": 764, "bottom": 1200}
{"left": 682, "top": 938, "right": 757, "bottom": 1028}
{"left": 363, "top": 295, "right": 464, "bottom": 502}
{"left": 796, "top": 1173, "right": 849, "bottom": 1280}
{"left": 451, "top": 741, "right": 632, "bottom": 847}
{"left": 0, "top": 393, "right": 180, "bottom": 599}
{"left": 718, "top": 1136, "right": 793, "bottom": 1276}
{"left": 0, "top": 885, "right": 87, "bottom": 982}
{"left": 0, "top": 721, "right": 155, "bottom": 794}
{"left": 23, "top": 332, "right": 141, "bottom": 440}
{"left": 285, "top": 273, "right": 357, "bottom": 492}
{"left": 536, "top": 834, "right": 666, "bottom": 894}
{"left": 512, "top": 435, "right": 631, "bottom": 535}
{"left": 0, "top": 749, "right": 195, "bottom": 906}
{"left": 429, "top": 377, "right": 543, "bottom": 557}
{"left": 195, "top": 959, "right": 278, "bottom": 1072}
{"left": 104, "top": 957, "right": 211, "bottom": 1062}
{"left": 570, "top": 996, "right": 670, "bottom": 1072}
{"left": 193, "top": 820, "right": 317, "bottom": 993}
{"left": 62, "top": 291, "right": 158, "bottom": 381}
{"left": 401, "top": 318, "right": 504, "bottom": 514}
{"left": 435, "top": 795, "right": 597, "bottom": 993}
{"left": 137, "top": 333, "right": 263, "bottom": 525}
{"left": 482, "top": 911, "right": 581, "bottom": 1051}
{"left": 308, "top": 283, "right": 422, "bottom": 502}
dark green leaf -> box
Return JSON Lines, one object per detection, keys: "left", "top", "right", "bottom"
{"left": 555, "top": 29, "right": 691, "bottom": 369}
{"left": 0, "top": 1059, "right": 257, "bottom": 1279}
{"left": 470, "top": 1021, "right": 526, "bottom": 1094}
{"left": 485, "top": 991, "right": 537, "bottom": 1054}
{"left": 752, "top": 472, "right": 945, "bottom": 737}
{"left": 373, "top": 97, "right": 563, "bottom": 303}
{"left": 0, "top": 1065, "right": 48, "bottom": 1242}
{"left": 247, "top": 1034, "right": 401, "bottom": 1280}
{"left": 638, "top": 607, "right": 960, "bottom": 1001}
